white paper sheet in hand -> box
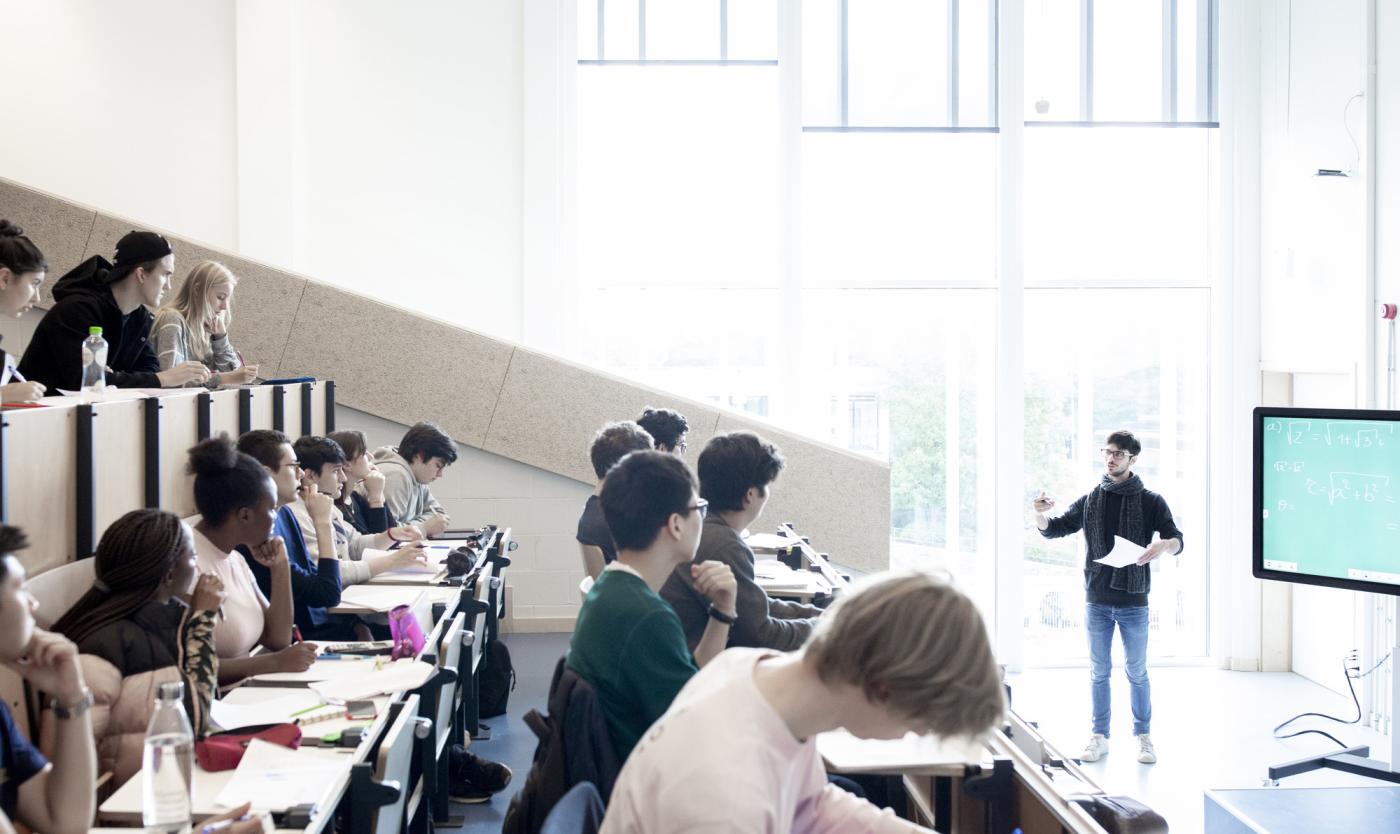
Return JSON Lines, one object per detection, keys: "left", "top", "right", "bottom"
{"left": 1093, "top": 535, "right": 1146, "bottom": 569}
{"left": 214, "top": 739, "right": 347, "bottom": 811}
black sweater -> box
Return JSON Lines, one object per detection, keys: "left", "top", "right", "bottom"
{"left": 1040, "top": 486, "right": 1184, "bottom": 607}
{"left": 17, "top": 256, "right": 161, "bottom": 391}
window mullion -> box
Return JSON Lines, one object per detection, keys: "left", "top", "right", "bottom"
{"left": 1080, "top": 0, "right": 1093, "bottom": 121}
{"left": 1163, "top": 0, "right": 1177, "bottom": 121}
{"left": 949, "top": 0, "right": 960, "bottom": 127}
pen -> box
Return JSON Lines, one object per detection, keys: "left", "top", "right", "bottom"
{"left": 292, "top": 626, "right": 304, "bottom": 643}
{"left": 8, "top": 366, "right": 25, "bottom": 383}
{"left": 200, "top": 814, "right": 251, "bottom": 834}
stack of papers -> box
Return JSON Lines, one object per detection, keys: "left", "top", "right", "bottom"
{"left": 310, "top": 659, "right": 435, "bottom": 702}
{"left": 209, "top": 691, "right": 326, "bottom": 731}
{"left": 754, "top": 559, "right": 816, "bottom": 593}
{"left": 743, "top": 533, "right": 797, "bottom": 553}
{"left": 214, "top": 739, "right": 348, "bottom": 812}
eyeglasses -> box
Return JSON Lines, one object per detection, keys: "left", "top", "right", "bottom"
{"left": 685, "top": 498, "right": 709, "bottom": 519}
{"left": 1100, "top": 448, "right": 1133, "bottom": 461}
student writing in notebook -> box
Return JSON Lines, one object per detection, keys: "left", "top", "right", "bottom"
{"left": 0, "top": 525, "right": 96, "bottom": 834}
{"left": 49, "top": 510, "right": 223, "bottom": 787}
{"left": 151, "top": 261, "right": 258, "bottom": 387}
{"left": 0, "top": 220, "right": 48, "bottom": 403}
{"left": 187, "top": 435, "right": 316, "bottom": 684}
{"left": 364, "top": 422, "right": 457, "bottom": 537}
{"left": 602, "top": 571, "right": 1004, "bottom": 834}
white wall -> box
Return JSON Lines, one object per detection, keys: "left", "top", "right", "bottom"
{"left": 0, "top": 0, "right": 526, "bottom": 344}
{"left": 1257, "top": 0, "right": 1375, "bottom": 695}
{"left": 0, "top": 0, "right": 238, "bottom": 250}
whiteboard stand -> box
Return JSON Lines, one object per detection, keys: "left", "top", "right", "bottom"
{"left": 1265, "top": 612, "right": 1400, "bottom": 785}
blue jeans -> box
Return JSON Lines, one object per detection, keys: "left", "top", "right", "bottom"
{"left": 1086, "top": 603, "right": 1151, "bottom": 737}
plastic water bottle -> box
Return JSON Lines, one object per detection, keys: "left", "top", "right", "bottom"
{"left": 81, "top": 326, "right": 107, "bottom": 395}
{"left": 142, "top": 681, "right": 193, "bottom": 834}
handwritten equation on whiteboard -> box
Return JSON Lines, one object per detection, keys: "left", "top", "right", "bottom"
{"left": 1263, "top": 419, "right": 1399, "bottom": 512}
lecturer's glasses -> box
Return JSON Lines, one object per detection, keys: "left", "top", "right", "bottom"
{"left": 1100, "top": 448, "right": 1132, "bottom": 461}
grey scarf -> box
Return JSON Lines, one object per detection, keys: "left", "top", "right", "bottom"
{"left": 1084, "top": 473, "right": 1150, "bottom": 595}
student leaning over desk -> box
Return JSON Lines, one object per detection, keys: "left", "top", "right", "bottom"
{"left": 151, "top": 261, "right": 259, "bottom": 387}
{"left": 17, "top": 230, "right": 212, "bottom": 391}
{"left": 47, "top": 510, "right": 223, "bottom": 787}
{"left": 365, "top": 421, "right": 459, "bottom": 537}
{"left": 601, "top": 570, "right": 1005, "bottom": 834}
{"left": 186, "top": 435, "right": 317, "bottom": 685}
{"left": 0, "top": 525, "right": 96, "bottom": 834}
{"left": 0, "top": 220, "right": 49, "bottom": 403}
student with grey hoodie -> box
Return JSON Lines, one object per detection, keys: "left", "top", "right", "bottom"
{"left": 361, "top": 422, "right": 457, "bottom": 537}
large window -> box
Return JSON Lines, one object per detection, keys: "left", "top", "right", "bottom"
{"left": 571, "top": 0, "right": 1219, "bottom": 663}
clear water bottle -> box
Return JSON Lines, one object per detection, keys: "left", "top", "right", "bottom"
{"left": 81, "top": 326, "right": 107, "bottom": 394}
{"left": 142, "top": 681, "right": 193, "bottom": 834}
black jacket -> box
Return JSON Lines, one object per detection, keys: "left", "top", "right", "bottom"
{"left": 17, "top": 255, "right": 161, "bottom": 391}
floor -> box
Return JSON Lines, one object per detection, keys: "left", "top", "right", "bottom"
{"left": 448, "top": 634, "right": 1392, "bottom": 834}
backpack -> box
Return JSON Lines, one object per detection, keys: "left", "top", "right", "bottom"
{"left": 479, "top": 637, "right": 516, "bottom": 718}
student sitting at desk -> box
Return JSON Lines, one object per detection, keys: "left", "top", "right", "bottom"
{"left": 567, "top": 451, "right": 737, "bottom": 761}
{"left": 49, "top": 510, "right": 223, "bottom": 786}
{"left": 17, "top": 230, "right": 212, "bottom": 391}
{"left": 0, "top": 220, "right": 49, "bottom": 403}
{"left": 636, "top": 406, "right": 689, "bottom": 455}
{"left": 151, "top": 261, "right": 259, "bottom": 387}
{"left": 329, "top": 429, "right": 394, "bottom": 534}
{"left": 237, "top": 430, "right": 349, "bottom": 642}
{"left": 365, "top": 422, "right": 458, "bottom": 537}
{"left": 187, "top": 435, "right": 316, "bottom": 684}
{"left": 602, "top": 571, "right": 1005, "bottom": 834}
{"left": 0, "top": 525, "right": 97, "bottom": 834}
{"left": 291, "top": 435, "right": 428, "bottom": 585}
{"left": 662, "top": 431, "right": 821, "bottom": 651}
{"left": 577, "top": 421, "right": 654, "bottom": 580}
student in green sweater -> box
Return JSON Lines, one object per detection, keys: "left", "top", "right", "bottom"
{"left": 566, "top": 450, "right": 737, "bottom": 760}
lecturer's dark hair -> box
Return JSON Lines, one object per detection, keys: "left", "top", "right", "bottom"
{"left": 0, "top": 220, "right": 47, "bottom": 275}
{"left": 189, "top": 434, "right": 274, "bottom": 524}
{"left": 1106, "top": 430, "right": 1142, "bottom": 457}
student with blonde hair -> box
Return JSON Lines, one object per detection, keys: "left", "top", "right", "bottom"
{"left": 601, "top": 570, "right": 1005, "bottom": 833}
{"left": 152, "top": 261, "right": 258, "bottom": 387}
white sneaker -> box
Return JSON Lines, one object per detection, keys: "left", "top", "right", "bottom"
{"left": 1136, "top": 733, "right": 1157, "bottom": 764}
{"left": 1081, "top": 733, "right": 1109, "bottom": 762}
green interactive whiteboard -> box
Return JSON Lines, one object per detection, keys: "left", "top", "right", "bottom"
{"left": 1254, "top": 406, "right": 1400, "bottom": 596}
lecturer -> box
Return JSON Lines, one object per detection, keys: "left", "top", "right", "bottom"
{"left": 1033, "top": 429, "right": 1183, "bottom": 767}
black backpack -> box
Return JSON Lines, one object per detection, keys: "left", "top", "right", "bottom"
{"left": 479, "top": 637, "right": 516, "bottom": 717}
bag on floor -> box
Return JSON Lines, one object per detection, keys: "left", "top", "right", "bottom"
{"left": 479, "top": 637, "right": 516, "bottom": 718}
{"left": 1068, "top": 794, "right": 1169, "bottom": 834}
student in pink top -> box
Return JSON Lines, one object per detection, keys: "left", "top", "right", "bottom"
{"left": 601, "top": 570, "right": 1005, "bottom": 834}
{"left": 186, "top": 435, "right": 317, "bottom": 685}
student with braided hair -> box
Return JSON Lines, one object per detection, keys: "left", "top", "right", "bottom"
{"left": 48, "top": 510, "right": 224, "bottom": 787}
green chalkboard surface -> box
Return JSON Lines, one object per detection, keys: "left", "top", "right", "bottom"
{"left": 1258, "top": 409, "right": 1400, "bottom": 589}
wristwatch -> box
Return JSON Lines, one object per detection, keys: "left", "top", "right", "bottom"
{"left": 707, "top": 605, "right": 738, "bottom": 626}
{"left": 52, "top": 686, "right": 93, "bottom": 720}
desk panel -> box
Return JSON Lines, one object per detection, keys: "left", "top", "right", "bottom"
{"left": 157, "top": 392, "right": 202, "bottom": 516}
{"left": 92, "top": 398, "right": 145, "bottom": 542}
{"left": 7, "top": 405, "right": 77, "bottom": 573}
{"left": 209, "top": 389, "right": 241, "bottom": 439}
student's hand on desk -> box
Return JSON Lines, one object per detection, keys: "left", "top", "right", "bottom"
{"left": 198, "top": 802, "right": 267, "bottom": 834}
{"left": 273, "top": 641, "right": 318, "bottom": 673}
{"left": 223, "top": 364, "right": 258, "bottom": 385}
{"left": 387, "top": 545, "right": 428, "bottom": 570}
{"left": 691, "top": 561, "right": 738, "bottom": 618}
{"left": 389, "top": 524, "right": 422, "bottom": 543}
{"left": 249, "top": 536, "right": 289, "bottom": 570}
{"left": 363, "top": 467, "right": 386, "bottom": 504}
{"left": 304, "top": 484, "right": 334, "bottom": 525}
{"left": 6, "top": 628, "right": 86, "bottom": 704}
{"left": 0, "top": 380, "right": 45, "bottom": 403}
{"left": 157, "top": 360, "right": 212, "bottom": 388}
{"left": 422, "top": 513, "right": 450, "bottom": 537}
{"left": 190, "top": 573, "right": 227, "bottom": 614}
